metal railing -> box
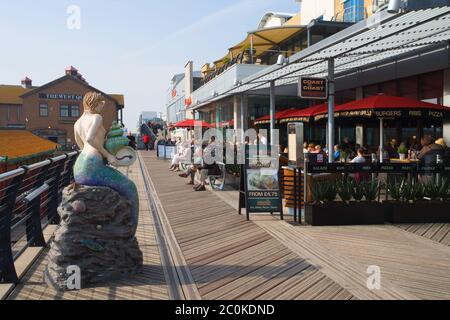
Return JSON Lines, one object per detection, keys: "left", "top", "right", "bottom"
{"left": 0, "top": 151, "right": 78, "bottom": 284}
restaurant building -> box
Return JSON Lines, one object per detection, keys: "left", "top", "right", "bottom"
{"left": 0, "top": 66, "right": 125, "bottom": 147}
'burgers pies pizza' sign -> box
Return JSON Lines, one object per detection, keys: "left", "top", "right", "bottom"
{"left": 298, "top": 77, "right": 328, "bottom": 99}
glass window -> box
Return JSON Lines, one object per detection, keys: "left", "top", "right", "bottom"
{"left": 71, "top": 105, "right": 80, "bottom": 117}
{"left": 60, "top": 105, "right": 69, "bottom": 118}
{"left": 39, "top": 104, "right": 49, "bottom": 117}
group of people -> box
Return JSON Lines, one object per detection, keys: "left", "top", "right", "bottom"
{"left": 168, "top": 136, "right": 222, "bottom": 192}
{"left": 302, "top": 137, "right": 366, "bottom": 164}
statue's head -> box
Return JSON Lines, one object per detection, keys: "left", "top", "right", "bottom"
{"left": 83, "top": 92, "right": 106, "bottom": 114}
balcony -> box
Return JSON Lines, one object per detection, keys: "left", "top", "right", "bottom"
{"left": 192, "top": 63, "right": 269, "bottom": 106}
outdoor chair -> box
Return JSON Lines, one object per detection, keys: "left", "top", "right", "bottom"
{"left": 208, "top": 162, "right": 226, "bottom": 191}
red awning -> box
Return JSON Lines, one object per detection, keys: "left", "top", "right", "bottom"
{"left": 279, "top": 104, "right": 328, "bottom": 123}
{"left": 314, "top": 95, "right": 450, "bottom": 120}
{"left": 173, "top": 119, "right": 213, "bottom": 128}
{"left": 254, "top": 109, "right": 296, "bottom": 125}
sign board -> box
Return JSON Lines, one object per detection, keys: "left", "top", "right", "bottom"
{"left": 39, "top": 93, "right": 83, "bottom": 101}
{"left": 165, "top": 146, "right": 177, "bottom": 160}
{"left": 298, "top": 77, "right": 328, "bottom": 99}
{"left": 157, "top": 144, "right": 165, "bottom": 159}
{"left": 241, "top": 146, "right": 282, "bottom": 216}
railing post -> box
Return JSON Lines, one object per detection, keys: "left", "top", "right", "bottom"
{"left": 0, "top": 170, "right": 26, "bottom": 283}
{"left": 23, "top": 163, "right": 50, "bottom": 247}
{"left": 47, "top": 156, "right": 67, "bottom": 225}
{"left": 293, "top": 168, "right": 298, "bottom": 223}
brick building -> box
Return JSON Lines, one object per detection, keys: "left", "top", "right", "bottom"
{"left": 0, "top": 66, "right": 124, "bottom": 147}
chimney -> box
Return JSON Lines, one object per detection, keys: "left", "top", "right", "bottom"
{"left": 21, "top": 77, "right": 32, "bottom": 88}
{"left": 65, "top": 65, "right": 78, "bottom": 77}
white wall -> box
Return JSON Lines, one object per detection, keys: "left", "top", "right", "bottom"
{"left": 300, "top": 0, "right": 335, "bottom": 24}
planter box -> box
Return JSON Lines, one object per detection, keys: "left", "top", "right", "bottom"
{"left": 385, "top": 201, "right": 450, "bottom": 224}
{"left": 305, "top": 202, "right": 385, "bottom": 226}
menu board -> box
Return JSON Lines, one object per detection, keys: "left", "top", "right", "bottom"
{"left": 244, "top": 147, "right": 282, "bottom": 214}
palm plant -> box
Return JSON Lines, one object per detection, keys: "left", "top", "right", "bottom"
{"left": 363, "top": 180, "right": 379, "bottom": 202}
{"left": 352, "top": 180, "right": 365, "bottom": 202}
{"left": 337, "top": 178, "right": 352, "bottom": 203}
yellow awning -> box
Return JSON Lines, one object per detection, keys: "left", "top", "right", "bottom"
{"left": 212, "top": 25, "right": 305, "bottom": 69}
{"left": 228, "top": 25, "right": 305, "bottom": 59}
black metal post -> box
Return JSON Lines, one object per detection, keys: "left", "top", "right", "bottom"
{"left": 0, "top": 171, "right": 26, "bottom": 283}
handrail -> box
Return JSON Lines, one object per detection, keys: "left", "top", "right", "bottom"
{"left": 0, "top": 151, "right": 79, "bottom": 284}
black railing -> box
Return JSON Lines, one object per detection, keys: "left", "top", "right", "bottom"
{"left": 0, "top": 151, "right": 78, "bottom": 284}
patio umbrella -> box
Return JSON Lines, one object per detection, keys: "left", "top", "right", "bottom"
{"left": 313, "top": 95, "right": 450, "bottom": 120}
{"left": 173, "top": 119, "right": 213, "bottom": 128}
{"left": 313, "top": 95, "right": 450, "bottom": 163}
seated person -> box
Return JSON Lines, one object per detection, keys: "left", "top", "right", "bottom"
{"left": 334, "top": 145, "right": 342, "bottom": 162}
{"left": 169, "top": 141, "right": 191, "bottom": 172}
{"left": 351, "top": 148, "right": 366, "bottom": 164}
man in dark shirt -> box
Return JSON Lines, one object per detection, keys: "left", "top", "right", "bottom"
{"left": 417, "top": 135, "right": 444, "bottom": 165}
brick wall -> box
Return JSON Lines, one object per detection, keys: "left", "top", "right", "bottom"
{"left": 22, "top": 77, "right": 118, "bottom": 145}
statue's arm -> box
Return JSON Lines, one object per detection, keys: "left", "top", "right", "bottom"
{"left": 74, "top": 129, "right": 84, "bottom": 150}
{"left": 86, "top": 115, "right": 117, "bottom": 165}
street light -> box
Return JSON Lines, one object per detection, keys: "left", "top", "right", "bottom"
{"left": 387, "top": 0, "right": 402, "bottom": 14}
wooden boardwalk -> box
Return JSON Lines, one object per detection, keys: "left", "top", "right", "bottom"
{"left": 395, "top": 223, "right": 450, "bottom": 247}
{"left": 7, "top": 162, "right": 169, "bottom": 300}
{"left": 140, "top": 152, "right": 356, "bottom": 300}
{"left": 7, "top": 151, "right": 450, "bottom": 300}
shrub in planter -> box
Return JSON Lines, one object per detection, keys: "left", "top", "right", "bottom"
{"left": 306, "top": 179, "right": 384, "bottom": 226}
{"left": 386, "top": 178, "right": 450, "bottom": 223}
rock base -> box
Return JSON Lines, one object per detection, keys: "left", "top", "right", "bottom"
{"left": 45, "top": 185, "right": 143, "bottom": 291}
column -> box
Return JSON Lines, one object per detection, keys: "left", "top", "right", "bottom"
{"left": 327, "top": 58, "right": 335, "bottom": 163}
{"left": 444, "top": 69, "right": 450, "bottom": 146}
{"left": 270, "top": 81, "right": 276, "bottom": 146}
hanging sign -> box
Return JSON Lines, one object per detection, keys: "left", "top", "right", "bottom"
{"left": 298, "top": 77, "right": 328, "bottom": 99}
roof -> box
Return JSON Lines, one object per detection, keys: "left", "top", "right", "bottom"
{"left": 197, "top": 7, "right": 450, "bottom": 107}
{"left": 0, "top": 85, "right": 34, "bottom": 105}
{"left": 110, "top": 94, "right": 125, "bottom": 107}
{"left": 0, "top": 130, "right": 59, "bottom": 161}
{"left": 0, "top": 75, "right": 125, "bottom": 109}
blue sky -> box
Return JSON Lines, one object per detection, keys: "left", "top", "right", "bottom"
{"left": 0, "top": 0, "right": 299, "bottom": 129}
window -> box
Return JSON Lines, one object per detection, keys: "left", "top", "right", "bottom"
{"left": 71, "top": 105, "right": 80, "bottom": 117}
{"left": 39, "top": 104, "right": 49, "bottom": 117}
{"left": 343, "top": 0, "right": 365, "bottom": 23}
{"left": 60, "top": 105, "right": 69, "bottom": 118}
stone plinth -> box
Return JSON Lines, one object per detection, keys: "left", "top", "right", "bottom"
{"left": 44, "top": 185, "right": 143, "bottom": 290}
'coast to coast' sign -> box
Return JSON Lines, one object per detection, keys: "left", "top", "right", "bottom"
{"left": 298, "top": 77, "right": 328, "bottom": 99}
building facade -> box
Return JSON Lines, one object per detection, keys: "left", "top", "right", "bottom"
{"left": 166, "top": 72, "right": 202, "bottom": 124}
{"left": 0, "top": 66, "right": 124, "bottom": 147}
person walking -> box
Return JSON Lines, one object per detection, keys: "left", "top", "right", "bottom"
{"left": 143, "top": 134, "right": 150, "bottom": 151}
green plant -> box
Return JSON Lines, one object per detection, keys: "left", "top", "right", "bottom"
{"left": 400, "top": 180, "right": 422, "bottom": 202}
{"left": 311, "top": 181, "right": 326, "bottom": 203}
{"left": 363, "top": 180, "right": 379, "bottom": 202}
{"left": 337, "top": 178, "right": 352, "bottom": 203}
{"left": 440, "top": 178, "right": 450, "bottom": 201}
{"left": 352, "top": 180, "right": 365, "bottom": 202}
{"left": 311, "top": 180, "right": 337, "bottom": 203}
{"left": 389, "top": 179, "right": 404, "bottom": 201}
{"left": 324, "top": 181, "right": 338, "bottom": 202}
{"left": 397, "top": 144, "right": 408, "bottom": 155}
{"left": 423, "top": 180, "right": 442, "bottom": 201}
{"left": 340, "top": 151, "right": 348, "bottom": 163}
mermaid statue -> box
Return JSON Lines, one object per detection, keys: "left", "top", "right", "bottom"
{"left": 73, "top": 92, "right": 139, "bottom": 235}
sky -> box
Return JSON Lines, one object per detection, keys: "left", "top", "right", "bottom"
{"left": 0, "top": 0, "right": 300, "bottom": 130}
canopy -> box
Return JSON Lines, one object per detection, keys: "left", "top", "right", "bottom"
{"left": 214, "top": 26, "right": 305, "bottom": 69}
{"left": 173, "top": 119, "right": 213, "bottom": 128}
{"left": 254, "top": 109, "right": 296, "bottom": 125}
{"left": 314, "top": 95, "right": 450, "bottom": 121}
{"left": 280, "top": 104, "right": 328, "bottom": 123}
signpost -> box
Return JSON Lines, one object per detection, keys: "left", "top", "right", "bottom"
{"left": 239, "top": 146, "right": 283, "bottom": 221}
{"left": 298, "top": 77, "right": 328, "bottom": 100}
